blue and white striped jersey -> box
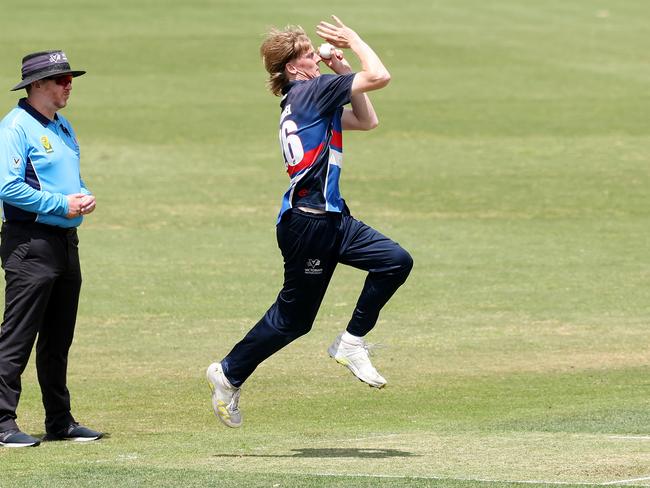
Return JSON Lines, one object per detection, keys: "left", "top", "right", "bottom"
{"left": 277, "top": 73, "right": 355, "bottom": 221}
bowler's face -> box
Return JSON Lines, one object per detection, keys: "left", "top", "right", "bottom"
{"left": 292, "top": 46, "right": 322, "bottom": 79}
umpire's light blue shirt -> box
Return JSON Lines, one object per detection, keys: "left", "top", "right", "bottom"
{"left": 0, "top": 98, "right": 90, "bottom": 228}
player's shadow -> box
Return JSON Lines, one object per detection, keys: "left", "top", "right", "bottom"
{"left": 292, "top": 448, "right": 415, "bottom": 458}
{"left": 214, "top": 447, "right": 416, "bottom": 459}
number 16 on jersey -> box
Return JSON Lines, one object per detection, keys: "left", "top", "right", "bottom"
{"left": 280, "top": 119, "right": 304, "bottom": 167}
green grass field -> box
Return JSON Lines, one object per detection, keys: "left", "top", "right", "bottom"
{"left": 1, "top": 0, "right": 649, "bottom": 486}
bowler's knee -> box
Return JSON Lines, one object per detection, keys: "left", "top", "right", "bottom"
{"left": 274, "top": 310, "right": 315, "bottom": 340}
{"left": 400, "top": 248, "right": 414, "bottom": 276}
{"left": 392, "top": 246, "right": 413, "bottom": 279}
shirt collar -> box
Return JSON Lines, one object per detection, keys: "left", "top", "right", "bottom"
{"left": 282, "top": 81, "right": 298, "bottom": 95}
{"left": 18, "top": 98, "right": 58, "bottom": 127}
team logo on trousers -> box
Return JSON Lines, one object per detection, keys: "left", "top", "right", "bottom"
{"left": 305, "top": 258, "right": 323, "bottom": 275}
{"left": 40, "top": 136, "right": 53, "bottom": 153}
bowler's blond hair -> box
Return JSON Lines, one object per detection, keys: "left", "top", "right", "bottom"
{"left": 260, "top": 26, "right": 312, "bottom": 96}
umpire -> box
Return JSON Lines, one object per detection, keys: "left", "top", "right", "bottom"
{"left": 0, "top": 51, "right": 102, "bottom": 447}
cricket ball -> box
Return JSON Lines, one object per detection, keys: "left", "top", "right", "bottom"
{"left": 319, "top": 43, "right": 334, "bottom": 59}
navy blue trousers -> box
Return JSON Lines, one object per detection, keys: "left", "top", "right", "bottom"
{"left": 221, "top": 208, "right": 413, "bottom": 387}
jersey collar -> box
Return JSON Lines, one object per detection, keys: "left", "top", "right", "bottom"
{"left": 282, "top": 81, "right": 298, "bottom": 95}
{"left": 18, "top": 98, "right": 59, "bottom": 127}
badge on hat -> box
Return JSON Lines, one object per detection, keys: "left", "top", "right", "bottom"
{"left": 41, "top": 136, "right": 53, "bottom": 153}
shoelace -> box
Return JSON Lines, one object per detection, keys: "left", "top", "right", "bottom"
{"left": 228, "top": 389, "right": 241, "bottom": 414}
{"left": 342, "top": 340, "right": 384, "bottom": 363}
{"left": 361, "top": 341, "right": 386, "bottom": 357}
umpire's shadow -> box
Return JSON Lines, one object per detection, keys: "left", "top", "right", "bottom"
{"left": 214, "top": 447, "right": 416, "bottom": 458}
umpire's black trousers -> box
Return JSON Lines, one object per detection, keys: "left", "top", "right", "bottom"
{"left": 0, "top": 222, "right": 81, "bottom": 434}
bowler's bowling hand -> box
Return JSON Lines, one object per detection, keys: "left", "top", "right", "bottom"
{"left": 316, "top": 15, "right": 360, "bottom": 49}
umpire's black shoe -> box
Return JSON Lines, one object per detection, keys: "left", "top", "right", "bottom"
{"left": 43, "top": 423, "right": 104, "bottom": 442}
{"left": 0, "top": 429, "right": 41, "bottom": 448}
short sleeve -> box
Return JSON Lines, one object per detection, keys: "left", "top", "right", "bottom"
{"left": 311, "top": 73, "right": 356, "bottom": 116}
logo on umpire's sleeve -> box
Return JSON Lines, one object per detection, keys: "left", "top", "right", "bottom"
{"left": 305, "top": 258, "right": 323, "bottom": 275}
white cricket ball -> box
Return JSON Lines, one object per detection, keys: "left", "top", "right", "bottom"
{"left": 319, "top": 43, "right": 334, "bottom": 59}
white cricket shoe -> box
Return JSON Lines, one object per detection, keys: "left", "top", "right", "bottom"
{"left": 328, "top": 332, "right": 387, "bottom": 388}
{"left": 206, "top": 362, "right": 242, "bottom": 428}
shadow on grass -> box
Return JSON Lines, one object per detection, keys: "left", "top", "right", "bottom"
{"left": 214, "top": 448, "right": 416, "bottom": 458}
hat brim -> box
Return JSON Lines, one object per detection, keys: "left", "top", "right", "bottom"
{"left": 11, "top": 70, "right": 85, "bottom": 91}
